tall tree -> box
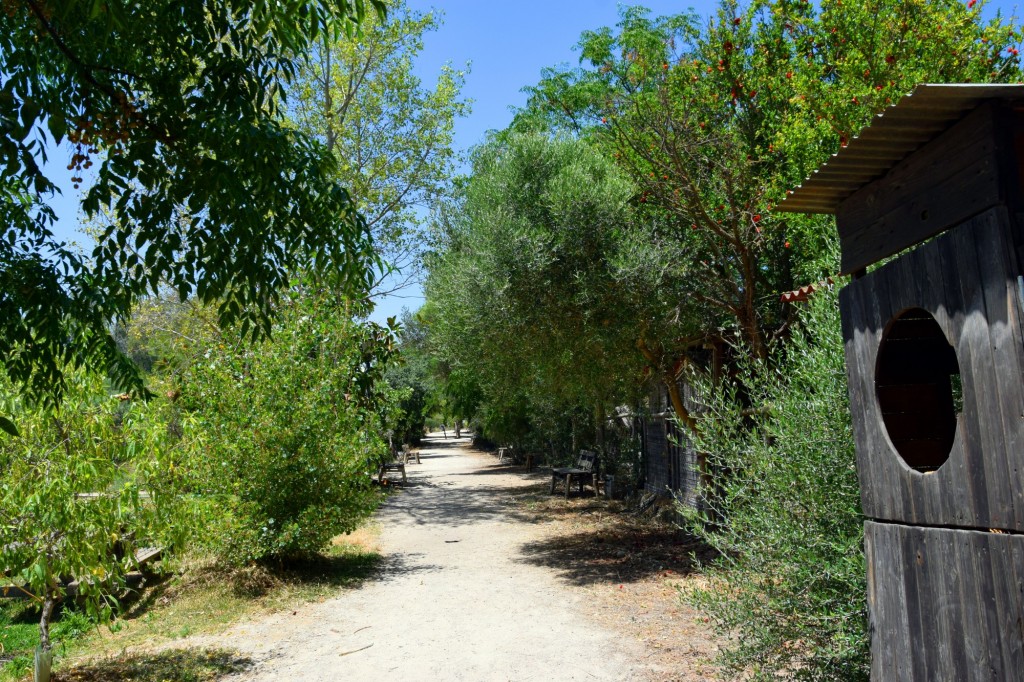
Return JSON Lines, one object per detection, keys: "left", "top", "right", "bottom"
{"left": 1, "top": 0, "right": 385, "bottom": 409}
{"left": 425, "top": 133, "right": 644, "bottom": 447}
{"left": 290, "top": 1, "right": 469, "bottom": 298}
{"left": 515, "top": 0, "right": 1020, "bottom": 428}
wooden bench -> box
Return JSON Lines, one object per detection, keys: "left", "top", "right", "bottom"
{"left": 550, "top": 450, "right": 599, "bottom": 499}
{"left": 378, "top": 448, "right": 410, "bottom": 485}
{"left": 2, "top": 546, "right": 164, "bottom": 600}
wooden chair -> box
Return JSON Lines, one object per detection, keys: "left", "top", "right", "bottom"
{"left": 550, "top": 450, "right": 599, "bottom": 499}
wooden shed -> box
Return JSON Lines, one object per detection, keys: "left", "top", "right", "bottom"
{"left": 781, "top": 84, "right": 1024, "bottom": 682}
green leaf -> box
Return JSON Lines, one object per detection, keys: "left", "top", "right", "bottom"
{"left": 46, "top": 112, "right": 66, "bottom": 143}
{"left": 0, "top": 415, "right": 19, "bottom": 437}
{"left": 20, "top": 98, "right": 42, "bottom": 129}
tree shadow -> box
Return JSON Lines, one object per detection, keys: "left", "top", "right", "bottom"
{"left": 57, "top": 647, "right": 251, "bottom": 681}
{"left": 228, "top": 550, "right": 383, "bottom": 598}
{"left": 499, "top": 484, "right": 719, "bottom": 587}
{"left": 515, "top": 523, "right": 714, "bottom": 588}
{"left": 117, "top": 572, "right": 175, "bottom": 621}
{"left": 380, "top": 480, "right": 545, "bottom": 527}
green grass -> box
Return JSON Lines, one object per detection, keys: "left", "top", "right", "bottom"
{"left": 0, "top": 601, "right": 93, "bottom": 680}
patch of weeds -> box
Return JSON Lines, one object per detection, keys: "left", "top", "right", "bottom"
{"left": 1, "top": 602, "right": 94, "bottom": 681}
{"left": 59, "top": 647, "right": 250, "bottom": 681}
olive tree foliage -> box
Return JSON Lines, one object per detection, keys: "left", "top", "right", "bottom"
{"left": 514, "top": 0, "right": 1020, "bottom": 427}
{"left": 424, "top": 133, "right": 644, "bottom": 449}
{"left": 0, "top": 0, "right": 385, "bottom": 412}
{"left": 686, "top": 293, "right": 867, "bottom": 680}
{"left": 289, "top": 1, "right": 469, "bottom": 297}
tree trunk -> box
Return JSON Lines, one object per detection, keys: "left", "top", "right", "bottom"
{"left": 570, "top": 415, "right": 578, "bottom": 456}
{"left": 636, "top": 338, "right": 698, "bottom": 434}
{"left": 36, "top": 586, "right": 56, "bottom": 682}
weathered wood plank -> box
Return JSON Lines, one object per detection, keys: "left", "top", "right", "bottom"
{"left": 972, "top": 222, "right": 1024, "bottom": 529}
{"left": 842, "top": 207, "right": 1024, "bottom": 531}
{"left": 866, "top": 522, "right": 1024, "bottom": 682}
{"left": 866, "top": 520, "right": 913, "bottom": 681}
{"left": 898, "top": 523, "right": 928, "bottom": 681}
{"left": 837, "top": 103, "right": 1003, "bottom": 274}
{"left": 945, "top": 224, "right": 996, "bottom": 527}
{"left": 840, "top": 282, "right": 882, "bottom": 516}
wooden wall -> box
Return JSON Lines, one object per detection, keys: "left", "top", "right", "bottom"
{"left": 840, "top": 206, "right": 1024, "bottom": 533}
{"left": 836, "top": 102, "right": 1006, "bottom": 275}
{"left": 866, "top": 521, "right": 1024, "bottom": 681}
{"left": 640, "top": 380, "right": 702, "bottom": 509}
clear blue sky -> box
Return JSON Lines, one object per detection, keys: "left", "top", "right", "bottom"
{"left": 44, "top": 0, "right": 1023, "bottom": 324}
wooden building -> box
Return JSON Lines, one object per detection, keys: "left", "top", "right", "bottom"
{"left": 638, "top": 379, "right": 702, "bottom": 508}
{"left": 781, "top": 84, "right": 1024, "bottom": 681}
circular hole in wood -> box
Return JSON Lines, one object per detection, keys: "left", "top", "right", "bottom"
{"left": 875, "top": 308, "right": 961, "bottom": 473}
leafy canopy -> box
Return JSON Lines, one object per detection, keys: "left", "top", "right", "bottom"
{"left": 1, "top": 0, "right": 385, "bottom": 406}
{"left": 179, "top": 285, "right": 396, "bottom": 565}
{"left": 424, "top": 133, "right": 643, "bottom": 446}
{"left": 290, "top": 1, "right": 470, "bottom": 296}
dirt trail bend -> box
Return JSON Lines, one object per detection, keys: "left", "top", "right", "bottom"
{"left": 220, "top": 434, "right": 650, "bottom": 681}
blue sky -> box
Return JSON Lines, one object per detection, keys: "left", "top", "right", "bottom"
{"left": 43, "top": 0, "right": 1023, "bottom": 324}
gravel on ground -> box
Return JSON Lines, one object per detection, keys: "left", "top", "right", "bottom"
{"left": 187, "top": 433, "right": 719, "bottom": 681}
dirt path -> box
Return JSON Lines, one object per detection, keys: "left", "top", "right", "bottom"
{"left": 205, "top": 434, "right": 706, "bottom": 681}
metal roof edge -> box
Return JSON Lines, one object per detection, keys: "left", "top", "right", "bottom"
{"left": 778, "top": 83, "right": 1024, "bottom": 215}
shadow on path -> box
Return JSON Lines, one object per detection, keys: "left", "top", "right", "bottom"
{"left": 515, "top": 523, "right": 710, "bottom": 587}
{"left": 61, "top": 648, "right": 252, "bottom": 681}
{"left": 380, "top": 437, "right": 717, "bottom": 592}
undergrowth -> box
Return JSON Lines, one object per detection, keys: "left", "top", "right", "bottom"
{"left": 0, "top": 530, "right": 380, "bottom": 681}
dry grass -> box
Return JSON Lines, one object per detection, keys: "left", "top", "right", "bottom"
{"left": 1, "top": 525, "right": 382, "bottom": 682}
{"left": 507, "top": 484, "right": 723, "bottom": 682}
{"left": 55, "top": 648, "right": 250, "bottom": 682}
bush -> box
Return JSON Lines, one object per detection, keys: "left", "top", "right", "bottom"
{"left": 0, "top": 370, "right": 188, "bottom": 658}
{"left": 180, "top": 288, "right": 395, "bottom": 565}
{"left": 685, "top": 291, "right": 868, "bottom": 681}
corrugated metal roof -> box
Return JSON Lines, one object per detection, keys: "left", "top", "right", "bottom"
{"left": 779, "top": 277, "right": 836, "bottom": 303}
{"left": 778, "top": 83, "right": 1024, "bottom": 215}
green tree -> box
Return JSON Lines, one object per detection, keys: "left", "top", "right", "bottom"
{"left": 290, "top": 1, "right": 469, "bottom": 297}
{"left": 515, "top": 0, "right": 1019, "bottom": 427}
{"left": 424, "top": 133, "right": 643, "bottom": 450}
{"left": 687, "top": 293, "right": 867, "bottom": 680}
{"left": 0, "top": 371, "right": 190, "bottom": 667}
{"left": 179, "top": 285, "right": 398, "bottom": 565}
{"left": 384, "top": 308, "right": 438, "bottom": 446}
{"left": 1, "top": 0, "right": 385, "bottom": 408}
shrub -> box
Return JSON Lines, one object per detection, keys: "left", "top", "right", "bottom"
{"left": 179, "top": 288, "right": 395, "bottom": 565}
{"left": 685, "top": 291, "right": 868, "bottom": 681}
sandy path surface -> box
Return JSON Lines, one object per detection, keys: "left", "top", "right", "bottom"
{"left": 215, "top": 434, "right": 652, "bottom": 681}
